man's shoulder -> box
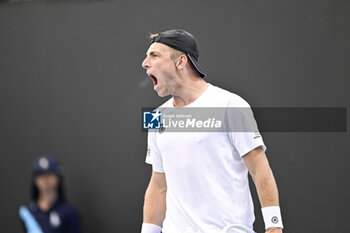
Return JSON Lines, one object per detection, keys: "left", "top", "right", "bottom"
{"left": 208, "top": 83, "right": 250, "bottom": 107}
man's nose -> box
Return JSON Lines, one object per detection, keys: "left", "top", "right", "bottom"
{"left": 142, "top": 57, "right": 150, "bottom": 69}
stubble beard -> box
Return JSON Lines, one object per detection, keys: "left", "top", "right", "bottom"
{"left": 158, "top": 72, "right": 179, "bottom": 97}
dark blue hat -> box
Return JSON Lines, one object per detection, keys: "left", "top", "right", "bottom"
{"left": 33, "top": 156, "right": 63, "bottom": 176}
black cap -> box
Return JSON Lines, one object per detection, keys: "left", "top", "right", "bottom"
{"left": 150, "top": 29, "right": 206, "bottom": 78}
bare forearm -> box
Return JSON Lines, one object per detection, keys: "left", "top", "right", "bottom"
{"left": 244, "top": 147, "right": 283, "bottom": 232}
{"left": 252, "top": 166, "right": 279, "bottom": 207}
{"left": 143, "top": 182, "right": 166, "bottom": 226}
{"left": 244, "top": 147, "right": 280, "bottom": 207}
{"left": 254, "top": 170, "right": 283, "bottom": 233}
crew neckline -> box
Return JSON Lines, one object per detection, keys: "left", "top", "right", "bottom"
{"left": 172, "top": 83, "right": 212, "bottom": 108}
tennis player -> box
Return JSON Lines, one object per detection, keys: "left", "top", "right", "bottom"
{"left": 141, "top": 29, "right": 284, "bottom": 233}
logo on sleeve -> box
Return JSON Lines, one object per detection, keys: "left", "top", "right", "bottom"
{"left": 253, "top": 131, "right": 261, "bottom": 139}
{"left": 143, "top": 110, "right": 161, "bottom": 129}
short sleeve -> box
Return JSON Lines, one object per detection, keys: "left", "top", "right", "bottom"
{"left": 227, "top": 96, "right": 266, "bottom": 157}
{"left": 145, "top": 130, "right": 164, "bottom": 173}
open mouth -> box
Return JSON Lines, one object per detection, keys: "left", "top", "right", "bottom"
{"left": 149, "top": 74, "right": 158, "bottom": 87}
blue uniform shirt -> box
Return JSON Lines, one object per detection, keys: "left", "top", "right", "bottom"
{"left": 20, "top": 199, "right": 81, "bottom": 233}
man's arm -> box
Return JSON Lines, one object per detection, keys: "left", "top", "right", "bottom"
{"left": 243, "top": 146, "right": 283, "bottom": 233}
{"left": 143, "top": 171, "right": 167, "bottom": 227}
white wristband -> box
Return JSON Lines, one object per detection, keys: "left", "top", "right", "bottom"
{"left": 261, "top": 206, "right": 283, "bottom": 229}
{"left": 141, "top": 223, "right": 162, "bottom": 233}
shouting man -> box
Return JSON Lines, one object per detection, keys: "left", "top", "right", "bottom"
{"left": 141, "top": 29, "right": 283, "bottom": 233}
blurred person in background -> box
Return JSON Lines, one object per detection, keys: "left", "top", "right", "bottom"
{"left": 19, "top": 156, "right": 82, "bottom": 233}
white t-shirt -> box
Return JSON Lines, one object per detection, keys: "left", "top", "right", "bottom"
{"left": 145, "top": 83, "right": 266, "bottom": 233}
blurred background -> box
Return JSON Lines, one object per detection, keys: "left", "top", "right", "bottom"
{"left": 0, "top": 0, "right": 349, "bottom": 232}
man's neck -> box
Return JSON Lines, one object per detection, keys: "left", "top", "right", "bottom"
{"left": 172, "top": 78, "right": 208, "bottom": 107}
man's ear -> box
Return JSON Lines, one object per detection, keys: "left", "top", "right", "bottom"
{"left": 176, "top": 54, "right": 188, "bottom": 70}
